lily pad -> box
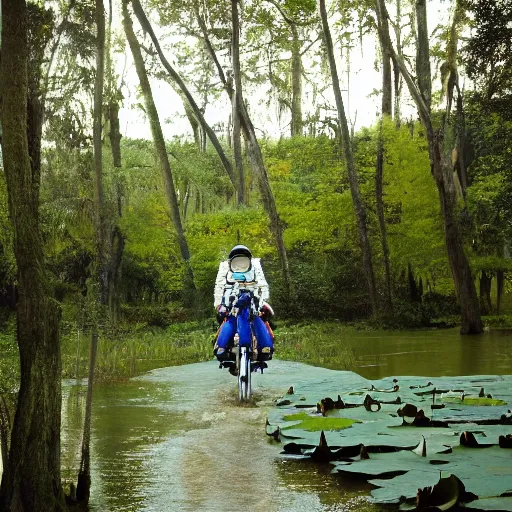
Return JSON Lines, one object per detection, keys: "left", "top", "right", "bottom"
{"left": 442, "top": 396, "right": 507, "bottom": 406}
{"left": 269, "top": 371, "right": 512, "bottom": 506}
{"left": 465, "top": 497, "right": 512, "bottom": 511}
{"left": 281, "top": 412, "right": 360, "bottom": 432}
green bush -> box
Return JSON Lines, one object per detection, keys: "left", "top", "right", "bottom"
{"left": 119, "top": 304, "right": 192, "bottom": 327}
{"left": 422, "top": 292, "right": 460, "bottom": 320}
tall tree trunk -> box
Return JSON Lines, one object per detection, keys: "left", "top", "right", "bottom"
{"left": 130, "top": 0, "right": 236, "bottom": 191}
{"left": 76, "top": 0, "right": 106, "bottom": 504}
{"left": 415, "top": 0, "right": 431, "bottom": 110}
{"left": 105, "top": 0, "right": 122, "bottom": 168}
{"left": 264, "top": 0, "right": 304, "bottom": 136}
{"left": 376, "top": 16, "right": 393, "bottom": 310}
{"left": 194, "top": 2, "right": 258, "bottom": 167}
{"left": 231, "top": 0, "right": 292, "bottom": 296}
{"left": 93, "top": 0, "right": 108, "bottom": 306}
{"left": 374, "top": 0, "right": 482, "bottom": 334}
{"left": 105, "top": 0, "right": 125, "bottom": 323}
{"left": 122, "top": 0, "right": 195, "bottom": 291}
{"left": 319, "top": 0, "right": 378, "bottom": 315}
{"left": 380, "top": 53, "right": 392, "bottom": 117}
{"left": 231, "top": 7, "right": 245, "bottom": 205}
{"left": 0, "top": 1, "right": 67, "bottom": 510}
{"left": 290, "top": 24, "right": 303, "bottom": 137}
{"left": 393, "top": 0, "right": 402, "bottom": 126}
{"left": 431, "top": 134, "right": 482, "bottom": 333}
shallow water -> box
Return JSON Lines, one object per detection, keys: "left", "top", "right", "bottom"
{"left": 347, "top": 327, "right": 512, "bottom": 379}
{"left": 59, "top": 328, "right": 512, "bottom": 511}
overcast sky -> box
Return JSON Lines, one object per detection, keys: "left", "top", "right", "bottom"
{"left": 118, "top": 0, "right": 451, "bottom": 142}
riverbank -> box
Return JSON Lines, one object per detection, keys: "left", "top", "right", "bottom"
{"left": 62, "top": 315, "right": 512, "bottom": 381}
{"left": 2, "top": 316, "right": 512, "bottom": 388}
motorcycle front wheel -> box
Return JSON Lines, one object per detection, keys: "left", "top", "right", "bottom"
{"left": 237, "top": 346, "right": 251, "bottom": 402}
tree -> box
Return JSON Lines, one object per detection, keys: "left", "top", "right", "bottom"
{"left": 261, "top": 0, "right": 315, "bottom": 136}
{"left": 130, "top": 0, "right": 237, "bottom": 195}
{"left": 463, "top": 0, "right": 512, "bottom": 315}
{"left": 231, "top": 0, "right": 246, "bottom": 203}
{"left": 122, "top": 0, "right": 195, "bottom": 295}
{"left": 374, "top": 0, "right": 483, "bottom": 334}
{"left": 0, "top": 0, "right": 67, "bottom": 509}
{"left": 75, "top": 0, "right": 105, "bottom": 504}
{"left": 375, "top": 5, "right": 393, "bottom": 310}
{"left": 318, "top": 0, "right": 379, "bottom": 314}
{"left": 232, "top": 0, "right": 293, "bottom": 297}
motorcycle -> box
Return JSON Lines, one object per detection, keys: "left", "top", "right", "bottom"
{"left": 216, "top": 281, "right": 269, "bottom": 402}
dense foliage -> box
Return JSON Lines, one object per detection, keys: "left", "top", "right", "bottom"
{"left": 1, "top": 0, "right": 511, "bottom": 508}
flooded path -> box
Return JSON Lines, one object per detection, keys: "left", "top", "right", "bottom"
{"left": 59, "top": 327, "right": 512, "bottom": 510}
{"left": 62, "top": 361, "right": 375, "bottom": 511}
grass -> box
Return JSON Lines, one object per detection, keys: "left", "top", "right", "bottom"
{"left": 60, "top": 319, "right": 361, "bottom": 382}
{"left": 482, "top": 315, "right": 512, "bottom": 328}
{"left": 274, "top": 321, "right": 358, "bottom": 371}
{"left": 61, "top": 320, "right": 215, "bottom": 381}
{"left": 11, "top": 313, "right": 512, "bottom": 383}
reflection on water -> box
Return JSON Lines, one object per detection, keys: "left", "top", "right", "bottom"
{"left": 60, "top": 328, "right": 512, "bottom": 511}
{"left": 348, "top": 328, "right": 512, "bottom": 379}
{"left": 62, "top": 380, "right": 194, "bottom": 511}
{"left": 275, "top": 459, "right": 375, "bottom": 511}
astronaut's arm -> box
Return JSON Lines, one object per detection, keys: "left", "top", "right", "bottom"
{"left": 252, "top": 258, "right": 270, "bottom": 303}
{"left": 213, "top": 261, "right": 230, "bottom": 308}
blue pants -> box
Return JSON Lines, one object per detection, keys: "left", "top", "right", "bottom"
{"left": 217, "top": 310, "right": 273, "bottom": 351}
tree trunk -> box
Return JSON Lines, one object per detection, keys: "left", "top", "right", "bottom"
{"left": 232, "top": 0, "right": 292, "bottom": 297}
{"left": 393, "top": 0, "right": 402, "bottom": 126}
{"left": 376, "top": 15, "right": 393, "bottom": 310}
{"left": 182, "top": 95, "right": 201, "bottom": 149}
{"left": 319, "top": 0, "right": 378, "bottom": 315}
{"left": 0, "top": 396, "right": 10, "bottom": 472}
{"left": 496, "top": 269, "right": 504, "bottom": 315}
{"left": 415, "top": 0, "right": 431, "bottom": 110}
{"left": 108, "top": 101, "right": 122, "bottom": 167}
{"left": 290, "top": 24, "right": 303, "bottom": 137}
{"left": 123, "top": 0, "right": 195, "bottom": 291}
{"left": 130, "top": 0, "right": 236, "bottom": 191}
{"left": 479, "top": 270, "right": 492, "bottom": 315}
{"left": 374, "top": 0, "right": 482, "bottom": 334}
{"left": 0, "top": 1, "right": 67, "bottom": 510}
{"left": 380, "top": 53, "right": 392, "bottom": 117}
{"left": 264, "top": 0, "right": 303, "bottom": 136}
{"left": 231, "top": 7, "right": 245, "bottom": 205}
{"left": 194, "top": 0, "right": 251, "bottom": 141}
{"left": 183, "top": 180, "right": 191, "bottom": 219}
{"left": 430, "top": 135, "right": 482, "bottom": 333}
{"left": 105, "top": 0, "right": 122, "bottom": 168}
{"left": 76, "top": 0, "right": 106, "bottom": 504}
{"left": 93, "top": 0, "right": 108, "bottom": 306}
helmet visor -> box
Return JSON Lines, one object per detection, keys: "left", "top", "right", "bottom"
{"left": 230, "top": 254, "right": 251, "bottom": 273}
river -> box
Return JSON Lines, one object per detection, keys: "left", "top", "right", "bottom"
{"left": 57, "top": 327, "right": 510, "bottom": 510}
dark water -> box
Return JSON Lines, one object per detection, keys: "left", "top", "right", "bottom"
{"left": 347, "top": 328, "right": 512, "bottom": 380}
{"left": 58, "top": 328, "right": 511, "bottom": 511}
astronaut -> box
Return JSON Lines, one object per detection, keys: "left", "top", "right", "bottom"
{"left": 213, "top": 245, "right": 274, "bottom": 362}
